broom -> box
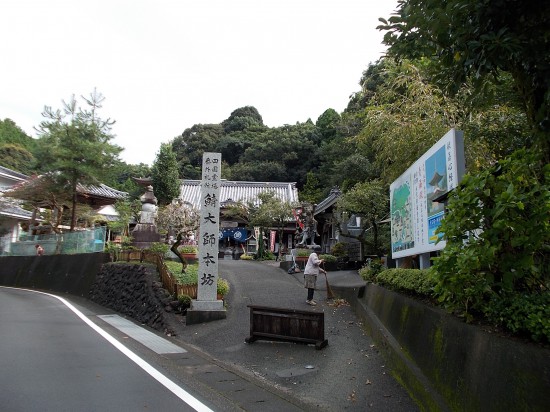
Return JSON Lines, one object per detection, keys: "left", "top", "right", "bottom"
{"left": 321, "top": 262, "right": 335, "bottom": 299}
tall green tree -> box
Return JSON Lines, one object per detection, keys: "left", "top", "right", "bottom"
{"left": 247, "top": 191, "right": 296, "bottom": 259}
{"left": 336, "top": 180, "right": 389, "bottom": 257}
{"left": 34, "top": 90, "right": 122, "bottom": 230}
{"left": 378, "top": 0, "right": 550, "bottom": 157}
{"left": 151, "top": 143, "right": 180, "bottom": 206}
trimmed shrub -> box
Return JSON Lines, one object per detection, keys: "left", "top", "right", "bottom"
{"left": 319, "top": 254, "right": 337, "bottom": 263}
{"left": 370, "top": 268, "right": 436, "bottom": 298}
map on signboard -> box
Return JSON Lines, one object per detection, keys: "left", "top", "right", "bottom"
{"left": 391, "top": 177, "right": 414, "bottom": 253}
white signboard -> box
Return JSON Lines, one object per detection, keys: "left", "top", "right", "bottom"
{"left": 390, "top": 129, "right": 465, "bottom": 259}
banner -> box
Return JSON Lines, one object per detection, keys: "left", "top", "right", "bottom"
{"left": 219, "top": 228, "right": 248, "bottom": 243}
{"left": 270, "top": 230, "right": 276, "bottom": 252}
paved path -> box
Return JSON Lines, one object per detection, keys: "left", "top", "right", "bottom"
{"left": 165, "top": 260, "right": 419, "bottom": 411}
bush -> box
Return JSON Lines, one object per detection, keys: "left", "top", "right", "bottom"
{"left": 486, "top": 292, "right": 550, "bottom": 343}
{"left": 370, "top": 268, "right": 436, "bottom": 297}
{"left": 217, "top": 278, "right": 230, "bottom": 296}
{"left": 331, "top": 242, "right": 348, "bottom": 257}
{"left": 431, "top": 148, "right": 549, "bottom": 317}
{"left": 319, "top": 254, "right": 337, "bottom": 263}
{"left": 179, "top": 245, "right": 198, "bottom": 254}
{"left": 147, "top": 242, "right": 170, "bottom": 255}
{"left": 359, "top": 259, "right": 385, "bottom": 282}
{"left": 166, "top": 262, "right": 229, "bottom": 297}
{"left": 296, "top": 249, "right": 311, "bottom": 257}
{"left": 381, "top": 268, "right": 435, "bottom": 296}
{"left": 177, "top": 294, "right": 192, "bottom": 308}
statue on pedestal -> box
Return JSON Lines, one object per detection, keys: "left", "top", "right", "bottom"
{"left": 131, "top": 178, "right": 161, "bottom": 249}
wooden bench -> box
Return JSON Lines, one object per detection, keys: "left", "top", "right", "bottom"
{"left": 245, "top": 305, "right": 328, "bottom": 350}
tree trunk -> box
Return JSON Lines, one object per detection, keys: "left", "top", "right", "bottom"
{"left": 70, "top": 180, "right": 78, "bottom": 231}
{"left": 170, "top": 233, "right": 188, "bottom": 273}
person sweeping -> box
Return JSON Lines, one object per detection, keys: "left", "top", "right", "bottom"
{"left": 304, "top": 245, "right": 326, "bottom": 306}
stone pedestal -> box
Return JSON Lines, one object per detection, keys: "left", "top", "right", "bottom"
{"left": 186, "top": 300, "right": 226, "bottom": 325}
{"left": 131, "top": 223, "right": 161, "bottom": 250}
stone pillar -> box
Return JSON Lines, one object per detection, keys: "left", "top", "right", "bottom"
{"left": 419, "top": 253, "right": 431, "bottom": 269}
{"left": 186, "top": 152, "right": 226, "bottom": 325}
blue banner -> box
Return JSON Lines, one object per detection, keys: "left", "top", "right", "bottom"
{"left": 219, "top": 228, "right": 248, "bottom": 243}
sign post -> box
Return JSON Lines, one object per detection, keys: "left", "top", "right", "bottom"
{"left": 186, "top": 152, "right": 227, "bottom": 324}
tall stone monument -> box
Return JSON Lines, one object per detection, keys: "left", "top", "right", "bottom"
{"left": 186, "top": 152, "right": 227, "bottom": 325}
{"left": 131, "top": 178, "right": 161, "bottom": 249}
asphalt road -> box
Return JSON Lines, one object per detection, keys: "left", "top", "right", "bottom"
{"left": 0, "top": 260, "right": 420, "bottom": 412}
{"left": 0, "top": 287, "right": 215, "bottom": 412}
{"left": 165, "top": 260, "right": 419, "bottom": 411}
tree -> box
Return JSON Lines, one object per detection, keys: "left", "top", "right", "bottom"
{"left": 156, "top": 202, "right": 200, "bottom": 272}
{"left": 102, "top": 160, "right": 151, "bottom": 200}
{"left": 0, "top": 144, "right": 35, "bottom": 175}
{"left": 315, "top": 109, "right": 341, "bottom": 141}
{"left": 221, "top": 106, "right": 265, "bottom": 133}
{"left": 431, "top": 148, "right": 549, "bottom": 318}
{"left": 378, "top": 0, "right": 550, "bottom": 157}
{"left": 238, "top": 123, "right": 321, "bottom": 187}
{"left": 300, "top": 172, "right": 324, "bottom": 204}
{"left": 172, "top": 124, "right": 224, "bottom": 179}
{"left": 4, "top": 174, "right": 70, "bottom": 234}
{"left": 34, "top": 90, "right": 122, "bottom": 230}
{"left": 151, "top": 143, "right": 180, "bottom": 206}
{"left": 0, "top": 118, "right": 37, "bottom": 174}
{"left": 247, "top": 191, "right": 296, "bottom": 259}
{"left": 107, "top": 199, "right": 141, "bottom": 238}
{"left": 336, "top": 180, "right": 390, "bottom": 257}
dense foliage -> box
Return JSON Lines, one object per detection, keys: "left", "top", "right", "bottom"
{"left": 151, "top": 143, "right": 180, "bottom": 206}
{"left": 33, "top": 91, "right": 122, "bottom": 230}
{"left": 432, "top": 149, "right": 549, "bottom": 318}
{"left": 3, "top": 2, "right": 549, "bottom": 342}
{"left": 378, "top": 0, "right": 550, "bottom": 157}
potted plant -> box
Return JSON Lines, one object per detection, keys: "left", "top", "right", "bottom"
{"left": 179, "top": 245, "right": 198, "bottom": 261}
{"left": 295, "top": 248, "right": 311, "bottom": 262}
{"left": 319, "top": 254, "right": 338, "bottom": 271}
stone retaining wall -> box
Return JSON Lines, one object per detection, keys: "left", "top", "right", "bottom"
{"left": 335, "top": 283, "right": 550, "bottom": 412}
{"left": 89, "top": 263, "right": 174, "bottom": 332}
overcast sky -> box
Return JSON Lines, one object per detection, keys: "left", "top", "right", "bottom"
{"left": 1, "top": 0, "right": 398, "bottom": 166}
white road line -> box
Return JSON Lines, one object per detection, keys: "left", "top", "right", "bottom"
{"left": 98, "top": 314, "right": 187, "bottom": 354}
{"left": 1, "top": 287, "right": 213, "bottom": 412}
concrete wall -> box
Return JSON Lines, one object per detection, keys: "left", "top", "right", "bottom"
{"left": 0, "top": 253, "right": 110, "bottom": 297}
{"left": 334, "top": 283, "right": 550, "bottom": 412}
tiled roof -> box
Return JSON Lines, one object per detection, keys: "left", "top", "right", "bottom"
{"left": 0, "top": 166, "right": 29, "bottom": 182}
{"left": 0, "top": 197, "right": 33, "bottom": 220}
{"left": 77, "top": 183, "right": 128, "bottom": 200}
{"left": 314, "top": 187, "right": 341, "bottom": 215}
{"left": 179, "top": 180, "right": 299, "bottom": 209}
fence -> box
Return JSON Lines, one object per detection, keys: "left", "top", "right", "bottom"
{"left": 6, "top": 227, "right": 107, "bottom": 256}
{"left": 113, "top": 249, "right": 201, "bottom": 299}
